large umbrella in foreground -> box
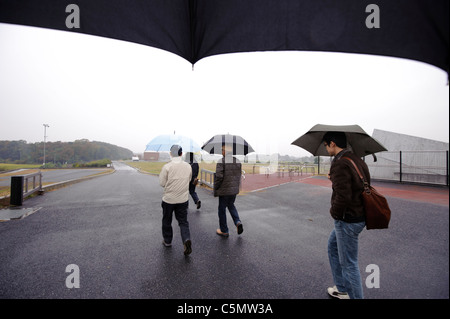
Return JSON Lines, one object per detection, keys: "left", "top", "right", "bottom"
{"left": 291, "top": 124, "right": 387, "bottom": 158}
{"left": 145, "top": 134, "right": 201, "bottom": 153}
{"left": 0, "top": 1, "right": 447, "bottom": 75}
{"left": 201, "top": 134, "right": 254, "bottom": 156}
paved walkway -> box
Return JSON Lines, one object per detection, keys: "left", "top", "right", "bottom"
{"left": 1, "top": 165, "right": 448, "bottom": 300}
{"left": 241, "top": 173, "right": 313, "bottom": 193}
{"left": 297, "top": 176, "right": 449, "bottom": 207}
{"left": 240, "top": 173, "right": 448, "bottom": 206}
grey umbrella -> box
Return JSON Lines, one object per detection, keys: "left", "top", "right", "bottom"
{"left": 291, "top": 124, "right": 387, "bottom": 158}
{"left": 201, "top": 134, "right": 255, "bottom": 156}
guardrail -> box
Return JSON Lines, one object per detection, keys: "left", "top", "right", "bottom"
{"left": 10, "top": 171, "right": 43, "bottom": 206}
{"left": 199, "top": 168, "right": 247, "bottom": 189}
{"left": 200, "top": 169, "right": 215, "bottom": 188}
{"left": 250, "top": 164, "right": 316, "bottom": 176}
{"left": 276, "top": 165, "right": 316, "bottom": 177}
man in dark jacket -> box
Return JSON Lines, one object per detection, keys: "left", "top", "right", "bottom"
{"left": 322, "top": 131, "right": 369, "bottom": 299}
{"left": 214, "top": 145, "right": 244, "bottom": 237}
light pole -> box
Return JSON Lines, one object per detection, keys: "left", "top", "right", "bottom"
{"left": 43, "top": 124, "right": 49, "bottom": 166}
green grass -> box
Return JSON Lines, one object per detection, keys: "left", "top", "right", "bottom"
{"left": 125, "top": 160, "right": 268, "bottom": 176}
{"left": 0, "top": 163, "right": 41, "bottom": 172}
{"left": 125, "top": 161, "right": 166, "bottom": 174}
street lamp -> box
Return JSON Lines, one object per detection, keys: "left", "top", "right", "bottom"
{"left": 43, "top": 124, "right": 49, "bottom": 166}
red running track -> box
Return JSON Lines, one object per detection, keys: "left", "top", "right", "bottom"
{"left": 241, "top": 174, "right": 449, "bottom": 207}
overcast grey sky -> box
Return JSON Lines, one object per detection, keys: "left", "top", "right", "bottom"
{"left": 0, "top": 23, "right": 448, "bottom": 157}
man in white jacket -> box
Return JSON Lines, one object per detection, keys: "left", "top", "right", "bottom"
{"left": 159, "top": 145, "right": 193, "bottom": 255}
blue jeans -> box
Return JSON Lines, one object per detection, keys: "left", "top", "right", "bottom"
{"left": 328, "top": 220, "right": 365, "bottom": 299}
{"left": 218, "top": 195, "right": 241, "bottom": 233}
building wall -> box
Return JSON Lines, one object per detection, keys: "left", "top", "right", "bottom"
{"left": 143, "top": 152, "right": 159, "bottom": 161}
{"left": 366, "top": 129, "right": 448, "bottom": 184}
{"left": 371, "top": 129, "right": 449, "bottom": 152}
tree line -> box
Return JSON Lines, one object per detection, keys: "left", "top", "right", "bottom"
{"left": 0, "top": 139, "right": 133, "bottom": 165}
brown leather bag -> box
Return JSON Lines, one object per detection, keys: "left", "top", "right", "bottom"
{"left": 343, "top": 157, "right": 391, "bottom": 230}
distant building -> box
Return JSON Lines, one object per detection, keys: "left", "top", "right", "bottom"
{"left": 372, "top": 129, "right": 449, "bottom": 152}
{"left": 143, "top": 151, "right": 171, "bottom": 162}
{"left": 367, "top": 129, "right": 449, "bottom": 185}
{"left": 143, "top": 151, "right": 160, "bottom": 161}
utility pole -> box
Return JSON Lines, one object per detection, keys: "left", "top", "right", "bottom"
{"left": 43, "top": 124, "right": 49, "bottom": 166}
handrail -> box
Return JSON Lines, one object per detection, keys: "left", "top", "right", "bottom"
{"left": 23, "top": 171, "right": 43, "bottom": 197}
{"left": 10, "top": 171, "right": 43, "bottom": 206}
{"left": 199, "top": 168, "right": 246, "bottom": 189}
{"left": 200, "top": 169, "right": 215, "bottom": 188}
{"left": 276, "top": 164, "right": 315, "bottom": 177}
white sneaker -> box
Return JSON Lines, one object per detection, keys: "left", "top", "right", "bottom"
{"left": 327, "top": 286, "right": 350, "bottom": 299}
{"left": 162, "top": 241, "right": 172, "bottom": 247}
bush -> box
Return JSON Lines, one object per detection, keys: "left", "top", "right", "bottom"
{"left": 73, "top": 159, "right": 112, "bottom": 168}
{"left": 40, "top": 162, "right": 59, "bottom": 169}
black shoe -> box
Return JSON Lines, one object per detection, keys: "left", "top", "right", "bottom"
{"left": 237, "top": 222, "right": 243, "bottom": 235}
{"left": 196, "top": 201, "right": 201, "bottom": 209}
{"left": 162, "top": 241, "right": 172, "bottom": 247}
{"left": 184, "top": 239, "right": 192, "bottom": 256}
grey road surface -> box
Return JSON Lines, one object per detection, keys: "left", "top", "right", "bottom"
{"left": 0, "top": 161, "right": 448, "bottom": 299}
{"left": 0, "top": 168, "right": 111, "bottom": 187}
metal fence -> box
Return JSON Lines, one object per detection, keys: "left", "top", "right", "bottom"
{"left": 200, "top": 169, "right": 215, "bottom": 188}
{"left": 10, "top": 171, "right": 43, "bottom": 205}
{"left": 319, "top": 150, "right": 449, "bottom": 186}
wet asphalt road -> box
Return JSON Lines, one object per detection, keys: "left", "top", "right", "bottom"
{"left": 0, "top": 161, "right": 448, "bottom": 299}
{"left": 0, "top": 168, "right": 111, "bottom": 187}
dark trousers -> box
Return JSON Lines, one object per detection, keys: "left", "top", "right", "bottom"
{"left": 189, "top": 183, "right": 199, "bottom": 204}
{"left": 161, "top": 201, "right": 190, "bottom": 244}
{"left": 218, "top": 195, "right": 241, "bottom": 233}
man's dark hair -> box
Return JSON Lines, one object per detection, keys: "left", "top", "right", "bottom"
{"left": 322, "top": 131, "right": 347, "bottom": 148}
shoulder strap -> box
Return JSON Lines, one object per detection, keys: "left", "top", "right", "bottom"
{"left": 342, "top": 157, "right": 370, "bottom": 190}
{"left": 342, "top": 157, "right": 363, "bottom": 179}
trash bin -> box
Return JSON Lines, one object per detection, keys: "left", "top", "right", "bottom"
{"left": 10, "top": 176, "right": 24, "bottom": 206}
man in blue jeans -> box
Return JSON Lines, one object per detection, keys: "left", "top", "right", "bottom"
{"left": 214, "top": 145, "right": 243, "bottom": 237}
{"left": 322, "top": 132, "right": 370, "bottom": 299}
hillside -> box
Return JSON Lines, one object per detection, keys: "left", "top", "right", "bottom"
{"left": 0, "top": 139, "right": 133, "bottom": 165}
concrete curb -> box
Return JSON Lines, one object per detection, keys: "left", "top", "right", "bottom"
{"left": 41, "top": 168, "right": 116, "bottom": 193}
{"left": 0, "top": 168, "right": 115, "bottom": 208}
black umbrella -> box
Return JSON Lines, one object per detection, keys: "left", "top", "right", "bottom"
{"left": 0, "top": 0, "right": 447, "bottom": 75}
{"left": 201, "top": 134, "right": 254, "bottom": 156}
{"left": 291, "top": 124, "right": 387, "bottom": 159}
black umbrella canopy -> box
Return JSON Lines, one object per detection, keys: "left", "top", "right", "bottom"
{"left": 0, "top": 0, "right": 448, "bottom": 74}
{"left": 291, "top": 124, "right": 388, "bottom": 158}
{"left": 201, "top": 134, "right": 255, "bottom": 156}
